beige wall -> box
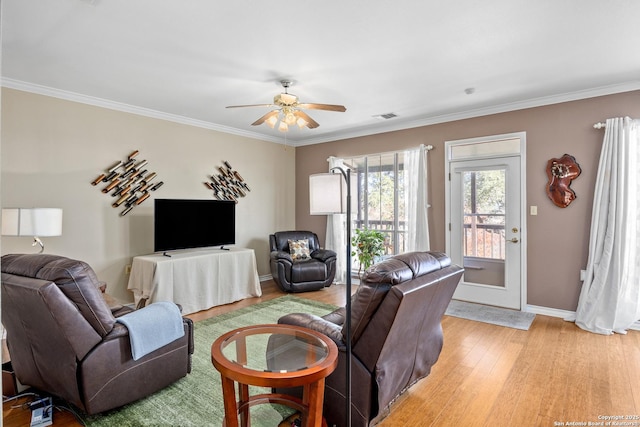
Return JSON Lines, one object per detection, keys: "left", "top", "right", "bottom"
{"left": 296, "top": 90, "right": 640, "bottom": 312}
{"left": 1, "top": 88, "right": 296, "bottom": 302}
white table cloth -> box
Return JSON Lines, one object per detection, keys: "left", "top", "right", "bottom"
{"left": 127, "top": 247, "right": 262, "bottom": 314}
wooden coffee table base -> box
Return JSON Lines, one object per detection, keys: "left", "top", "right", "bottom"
{"left": 211, "top": 324, "right": 338, "bottom": 427}
{"left": 220, "top": 385, "right": 328, "bottom": 427}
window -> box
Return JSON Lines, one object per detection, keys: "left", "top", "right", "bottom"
{"left": 347, "top": 152, "right": 407, "bottom": 257}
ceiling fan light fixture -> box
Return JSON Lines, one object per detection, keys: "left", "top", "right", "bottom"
{"left": 227, "top": 79, "right": 346, "bottom": 131}
{"left": 284, "top": 111, "right": 297, "bottom": 125}
{"left": 275, "top": 93, "right": 297, "bottom": 106}
{"left": 265, "top": 115, "right": 278, "bottom": 128}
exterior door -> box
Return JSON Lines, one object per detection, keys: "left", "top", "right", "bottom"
{"left": 446, "top": 134, "right": 525, "bottom": 310}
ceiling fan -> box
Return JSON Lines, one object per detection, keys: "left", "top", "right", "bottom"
{"left": 226, "top": 80, "right": 346, "bottom": 132}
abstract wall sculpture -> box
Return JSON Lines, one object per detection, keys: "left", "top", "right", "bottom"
{"left": 545, "top": 153, "right": 581, "bottom": 208}
{"left": 91, "top": 150, "right": 164, "bottom": 216}
{"left": 204, "top": 161, "right": 251, "bottom": 203}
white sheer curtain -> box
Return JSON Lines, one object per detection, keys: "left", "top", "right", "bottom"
{"left": 404, "top": 144, "right": 431, "bottom": 251}
{"left": 325, "top": 156, "right": 349, "bottom": 284}
{"left": 574, "top": 117, "right": 640, "bottom": 335}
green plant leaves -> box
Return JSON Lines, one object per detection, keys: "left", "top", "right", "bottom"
{"left": 351, "top": 228, "right": 386, "bottom": 276}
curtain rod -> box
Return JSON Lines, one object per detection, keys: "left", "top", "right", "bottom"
{"left": 327, "top": 144, "right": 434, "bottom": 164}
{"left": 593, "top": 122, "right": 606, "bottom": 129}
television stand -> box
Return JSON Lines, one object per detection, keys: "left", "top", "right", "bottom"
{"left": 127, "top": 247, "right": 261, "bottom": 314}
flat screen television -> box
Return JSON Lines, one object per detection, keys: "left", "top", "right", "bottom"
{"left": 154, "top": 199, "right": 235, "bottom": 253}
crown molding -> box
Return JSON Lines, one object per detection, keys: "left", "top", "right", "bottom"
{"left": 294, "top": 81, "right": 640, "bottom": 146}
{"left": 0, "top": 78, "right": 284, "bottom": 145}
{"left": 3, "top": 78, "right": 639, "bottom": 147}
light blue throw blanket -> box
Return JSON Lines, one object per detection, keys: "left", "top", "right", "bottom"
{"left": 116, "top": 301, "right": 185, "bottom": 361}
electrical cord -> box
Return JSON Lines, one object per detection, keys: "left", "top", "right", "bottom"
{"left": 50, "top": 398, "right": 86, "bottom": 426}
{"left": 3, "top": 391, "right": 86, "bottom": 425}
{"left": 2, "top": 391, "right": 40, "bottom": 404}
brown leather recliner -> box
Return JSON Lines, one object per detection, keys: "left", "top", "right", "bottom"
{"left": 1, "top": 253, "right": 194, "bottom": 415}
{"left": 268, "top": 251, "right": 463, "bottom": 427}
{"left": 269, "top": 231, "right": 337, "bottom": 292}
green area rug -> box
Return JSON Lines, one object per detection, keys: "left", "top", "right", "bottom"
{"left": 83, "top": 296, "right": 336, "bottom": 427}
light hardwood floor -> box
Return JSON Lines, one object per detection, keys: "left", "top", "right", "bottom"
{"left": 3, "top": 280, "right": 639, "bottom": 426}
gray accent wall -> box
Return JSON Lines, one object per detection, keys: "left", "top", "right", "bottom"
{"left": 295, "top": 90, "right": 640, "bottom": 312}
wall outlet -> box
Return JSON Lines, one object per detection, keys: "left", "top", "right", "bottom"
{"left": 580, "top": 269, "right": 586, "bottom": 281}
{"left": 125, "top": 264, "right": 132, "bottom": 275}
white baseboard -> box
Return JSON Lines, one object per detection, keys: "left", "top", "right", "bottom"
{"left": 525, "top": 304, "right": 575, "bottom": 319}
{"left": 526, "top": 304, "right": 640, "bottom": 331}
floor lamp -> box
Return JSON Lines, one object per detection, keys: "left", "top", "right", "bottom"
{"left": 1, "top": 208, "right": 63, "bottom": 253}
{"left": 309, "top": 168, "right": 355, "bottom": 427}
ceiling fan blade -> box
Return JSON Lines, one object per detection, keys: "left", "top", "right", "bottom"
{"left": 297, "top": 103, "right": 346, "bottom": 112}
{"left": 251, "top": 110, "right": 279, "bottom": 126}
{"left": 294, "top": 110, "right": 320, "bottom": 129}
{"left": 226, "top": 104, "right": 273, "bottom": 109}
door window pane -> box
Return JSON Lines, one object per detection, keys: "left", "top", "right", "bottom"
{"left": 450, "top": 137, "right": 521, "bottom": 160}
{"left": 463, "top": 169, "right": 506, "bottom": 287}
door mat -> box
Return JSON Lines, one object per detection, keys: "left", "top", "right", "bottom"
{"left": 445, "top": 299, "right": 535, "bottom": 330}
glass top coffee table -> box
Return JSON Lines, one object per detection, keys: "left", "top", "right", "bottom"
{"left": 211, "top": 324, "right": 338, "bottom": 427}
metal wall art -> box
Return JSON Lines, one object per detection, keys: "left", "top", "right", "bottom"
{"left": 545, "top": 154, "right": 581, "bottom": 208}
{"left": 204, "top": 161, "right": 250, "bottom": 203}
{"left": 91, "top": 150, "right": 164, "bottom": 216}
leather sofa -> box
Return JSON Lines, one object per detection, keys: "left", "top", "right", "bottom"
{"left": 268, "top": 251, "right": 463, "bottom": 427}
{"left": 269, "top": 231, "right": 337, "bottom": 292}
{"left": 1, "top": 253, "right": 194, "bottom": 415}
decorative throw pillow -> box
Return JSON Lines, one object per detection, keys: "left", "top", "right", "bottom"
{"left": 288, "top": 239, "right": 311, "bottom": 261}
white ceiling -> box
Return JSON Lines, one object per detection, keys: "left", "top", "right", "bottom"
{"left": 2, "top": 0, "right": 639, "bottom": 145}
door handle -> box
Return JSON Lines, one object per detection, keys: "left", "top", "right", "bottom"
{"left": 508, "top": 237, "right": 519, "bottom": 243}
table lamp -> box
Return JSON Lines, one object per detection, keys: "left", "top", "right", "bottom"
{"left": 309, "top": 168, "right": 356, "bottom": 427}
{"left": 1, "top": 208, "right": 63, "bottom": 253}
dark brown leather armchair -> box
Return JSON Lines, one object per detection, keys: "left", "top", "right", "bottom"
{"left": 1, "top": 253, "right": 194, "bottom": 415}
{"left": 269, "top": 231, "right": 337, "bottom": 292}
{"left": 268, "top": 251, "right": 463, "bottom": 427}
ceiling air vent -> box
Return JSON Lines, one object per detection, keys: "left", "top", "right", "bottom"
{"left": 373, "top": 113, "right": 398, "bottom": 120}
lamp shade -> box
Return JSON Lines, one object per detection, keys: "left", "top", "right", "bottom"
{"left": 1, "top": 208, "right": 63, "bottom": 237}
{"left": 309, "top": 172, "right": 357, "bottom": 215}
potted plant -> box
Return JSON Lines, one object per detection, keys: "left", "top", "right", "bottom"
{"left": 351, "top": 228, "right": 386, "bottom": 278}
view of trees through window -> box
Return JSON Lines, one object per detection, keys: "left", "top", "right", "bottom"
{"left": 463, "top": 169, "right": 506, "bottom": 259}
{"left": 349, "top": 153, "right": 407, "bottom": 259}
